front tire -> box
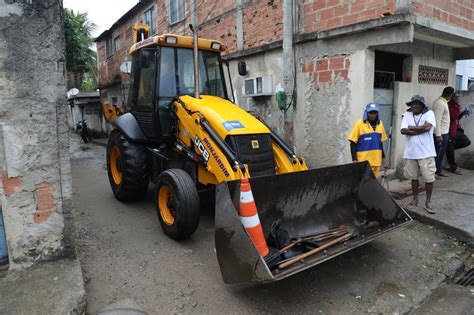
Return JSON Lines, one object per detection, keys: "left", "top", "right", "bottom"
{"left": 106, "top": 129, "right": 149, "bottom": 201}
{"left": 156, "top": 169, "right": 200, "bottom": 240}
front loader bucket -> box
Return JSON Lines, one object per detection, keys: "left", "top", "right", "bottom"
{"left": 215, "top": 162, "right": 412, "bottom": 284}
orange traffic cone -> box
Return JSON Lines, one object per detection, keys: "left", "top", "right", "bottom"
{"left": 239, "top": 178, "right": 269, "bottom": 257}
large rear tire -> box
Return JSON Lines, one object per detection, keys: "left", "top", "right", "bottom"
{"left": 155, "top": 169, "right": 200, "bottom": 240}
{"left": 106, "top": 129, "right": 149, "bottom": 201}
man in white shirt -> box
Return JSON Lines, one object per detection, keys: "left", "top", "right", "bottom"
{"left": 401, "top": 95, "right": 437, "bottom": 214}
{"left": 431, "top": 86, "right": 454, "bottom": 177}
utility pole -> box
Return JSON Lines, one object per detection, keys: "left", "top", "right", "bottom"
{"left": 282, "top": 0, "right": 294, "bottom": 146}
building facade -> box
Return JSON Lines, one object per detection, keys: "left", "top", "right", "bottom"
{"left": 95, "top": 0, "right": 474, "bottom": 175}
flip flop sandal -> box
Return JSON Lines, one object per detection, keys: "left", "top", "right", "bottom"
{"left": 405, "top": 202, "right": 418, "bottom": 210}
{"left": 424, "top": 205, "right": 435, "bottom": 214}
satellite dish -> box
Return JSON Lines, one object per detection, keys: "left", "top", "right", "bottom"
{"left": 67, "top": 88, "right": 79, "bottom": 98}
{"left": 120, "top": 61, "right": 132, "bottom": 74}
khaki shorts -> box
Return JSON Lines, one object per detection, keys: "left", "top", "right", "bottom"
{"left": 404, "top": 157, "right": 436, "bottom": 183}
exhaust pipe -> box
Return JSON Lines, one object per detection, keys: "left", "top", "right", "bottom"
{"left": 189, "top": 23, "right": 200, "bottom": 99}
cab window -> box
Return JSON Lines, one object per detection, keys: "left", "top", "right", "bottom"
{"left": 136, "top": 49, "right": 156, "bottom": 110}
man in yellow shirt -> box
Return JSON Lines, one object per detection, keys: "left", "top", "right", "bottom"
{"left": 348, "top": 103, "right": 388, "bottom": 177}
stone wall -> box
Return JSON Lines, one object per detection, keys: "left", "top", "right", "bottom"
{"left": 0, "top": 0, "right": 73, "bottom": 268}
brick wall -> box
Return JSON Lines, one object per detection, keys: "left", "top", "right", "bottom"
{"left": 302, "top": 54, "right": 351, "bottom": 86}
{"left": 196, "top": 0, "right": 236, "bottom": 26}
{"left": 199, "top": 14, "right": 238, "bottom": 52}
{"left": 413, "top": 0, "right": 474, "bottom": 31}
{"left": 242, "top": 0, "right": 283, "bottom": 49}
{"left": 97, "top": 0, "right": 285, "bottom": 88}
{"left": 303, "top": 0, "right": 396, "bottom": 33}
{"left": 97, "top": 12, "right": 145, "bottom": 87}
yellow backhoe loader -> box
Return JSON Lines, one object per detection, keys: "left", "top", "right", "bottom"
{"left": 103, "top": 25, "right": 412, "bottom": 283}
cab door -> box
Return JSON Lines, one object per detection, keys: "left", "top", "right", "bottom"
{"left": 155, "top": 46, "right": 177, "bottom": 144}
{"left": 130, "top": 48, "right": 157, "bottom": 140}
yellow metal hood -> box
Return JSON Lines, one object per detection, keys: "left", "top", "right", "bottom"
{"left": 180, "top": 95, "right": 270, "bottom": 139}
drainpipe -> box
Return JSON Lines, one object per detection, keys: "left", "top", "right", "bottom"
{"left": 282, "top": 0, "right": 294, "bottom": 146}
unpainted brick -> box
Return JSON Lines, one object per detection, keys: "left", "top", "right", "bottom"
{"left": 329, "top": 57, "right": 344, "bottom": 70}
{"left": 316, "top": 59, "right": 329, "bottom": 71}
{"left": 1, "top": 171, "right": 22, "bottom": 196}
{"left": 412, "top": 0, "right": 474, "bottom": 30}
{"left": 318, "top": 70, "right": 332, "bottom": 83}
{"left": 33, "top": 182, "right": 56, "bottom": 224}
{"left": 334, "top": 69, "right": 348, "bottom": 80}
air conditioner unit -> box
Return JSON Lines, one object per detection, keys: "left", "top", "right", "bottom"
{"left": 243, "top": 76, "right": 273, "bottom": 97}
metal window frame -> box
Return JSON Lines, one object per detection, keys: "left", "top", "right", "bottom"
{"left": 168, "top": 0, "right": 186, "bottom": 26}
{"left": 144, "top": 6, "right": 156, "bottom": 35}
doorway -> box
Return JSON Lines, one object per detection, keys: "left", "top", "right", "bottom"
{"left": 374, "top": 51, "right": 408, "bottom": 166}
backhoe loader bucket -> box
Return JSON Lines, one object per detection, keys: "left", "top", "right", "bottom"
{"left": 215, "top": 162, "right": 412, "bottom": 284}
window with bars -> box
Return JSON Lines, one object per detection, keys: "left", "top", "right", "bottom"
{"left": 168, "top": 0, "right": 186, "bottom": 25}
{"left": 144, "top": 7, "right": 156, "bottom": 35}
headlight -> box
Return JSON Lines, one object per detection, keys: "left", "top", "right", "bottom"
{"left": 165, "top": 36, "right": 177, "bottom": 44}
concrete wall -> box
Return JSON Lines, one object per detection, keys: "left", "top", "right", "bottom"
{"left": 0, "top": 0, "right": 73, "bottom": 268}
{"left": 293, "top": 24, "right": 412, "bottom": 168}
{"left": 228, "top": 48, "right": 285, "bottom": 134}
{"left": 456, "top": 91, "right": 474, "bottom": 169}
{"left": 67, "top": 104, "right": 106, "bottom": 136}
{"left": 375, "top": 40, "right": 456, "bottom": 176}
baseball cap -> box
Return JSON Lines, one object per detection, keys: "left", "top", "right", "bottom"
{"left": 365, "top": 103, "right": 380, "bottom": 112}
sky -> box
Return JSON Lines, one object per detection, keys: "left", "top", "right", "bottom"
{"left": 63, "top": 0, "right": 139, "bottom": 38}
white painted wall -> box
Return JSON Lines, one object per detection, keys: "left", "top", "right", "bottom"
{"left": 347, "top": 49, "right": 375, "bottom": 163}
{"left": 456, "top": 60, "right": 474, "bottom": 91}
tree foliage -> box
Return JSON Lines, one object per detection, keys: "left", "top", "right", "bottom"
{"left": 64, "top": 8, "right": 97, "bottom": 88}
{"left": 81, "top": 77, "right": 98, "bottom": 91}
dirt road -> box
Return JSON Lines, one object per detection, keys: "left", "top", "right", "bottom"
{"left": 70, "top": 139, "right": 469, "bottom": 314}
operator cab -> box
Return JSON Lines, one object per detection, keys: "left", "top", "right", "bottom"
{"left": 126, "top": 35, "right": 228, "bottom": 144}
